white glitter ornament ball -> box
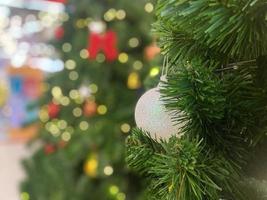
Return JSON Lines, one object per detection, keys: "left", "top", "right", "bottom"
{"left": 135, "top": 87, "right": 181, "bottom": 140}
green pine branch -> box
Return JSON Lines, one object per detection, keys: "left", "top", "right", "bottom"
{"left": 154, "top": 0, "right": 267, "bottom": 64}
{"left": 126, "top": 129, "right": 243, "bottom": 199}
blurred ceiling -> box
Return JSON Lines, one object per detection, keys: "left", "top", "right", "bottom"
{"left": 0, "top": 0, "right": 64, "bottom": 12}
{"left": 0, "top": 0, "right": 66, "bottom": 72}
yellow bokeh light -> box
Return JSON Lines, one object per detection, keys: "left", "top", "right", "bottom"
{"left": 96, "top": 53, "right": 106, "bottom": 63}
{"left": 80, "top": 49, "right": 89, "bottom": 59}
{"left": 117, "top": 193, "right": 126, "bottom": 200}
{"left": 73, "top": 107, "right": 82, "bottom": 117}
{"left": 128, "top": 37, "right": 139, "bottom": 48}
{"left": 65, "top": 59, "right": 76, "bottom": 70}
{"left": 69, "top": 89, "right": 79, "bottom": 99}
{"left": 133, "top": 60, "right": 143, "bottom": 70}
{"left": 60, "top": 96, "right": 70, "bottom": 106}
{"left": 120, "top": 123, "right": 131, "bottom": 133}
{"left": 76, "top": 18, "right": 85, "bottom": 28}
{"left": 127, "top": 72, "right": 141, "bottom": 89}
{"left": 74, "top": 96, "right": 84, "bottom": 104}
{"left": 145, "top": 3, "right": 154, "bottom": 13}
{"left": 116, "top": 10, "right": 126, "bottom": 20}
{"left": 84, "top": 156, "right": 98, "bottom": 177}
{"left": 80, "top": 121, "right": 89, "bottom": 131}
{"left": 39, "top": 109, "right": 49, "bottom": 122}
{"left": 69, "top": 71, "right": 79, "bottom": 81}
{"left": 104, "top": 165, "right": 114, "bottom": 176}
{"left": 104, "top": 8, "right": 116, "bottom": 22}
{"left": 51, "top": 86, "right": 62, "bottom": 98}
{"left": 109, "top": 185, "right": 119, "bottom": 195}
{"left": 62, "top": 131, "right": 71, "bottom": 141}
{"left": 62, "top": 43, "right": 72, "bottom": 52}
{"left": 21, "top": 192, "right": 30, "bottom": 200}
{"left": 58, "top": 120, "right": 67, "bottom": 129}
{"left": 89, "top": 84, "right": 98, "bottom": 94}
{"left": 97, "top": 105, "right": 108, "bottom": 115}
{"left": 118, "top": 53, "right": 128, "bottom": 63}
{"left": 149, "top": 67, "right": 160, "bottom": 77}
{"left": 49, "top": 124, "right": 60, "bottom": 135}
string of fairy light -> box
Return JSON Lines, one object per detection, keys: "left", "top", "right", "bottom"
{"left": 39, "top": 1, "right": 159, "bottom": 141}
{"left": 22, "top": 2, "right": 160, "bottom": 200}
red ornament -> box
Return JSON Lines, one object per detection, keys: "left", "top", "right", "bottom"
{"left": 48, "top": 102, "right": 60, "bottom": 119}
{"left": 83, "top": 100, "right": 97, "bottom": 117}
{"left": 144, "top": 43, "right": 161, "bottom": 61}
{"left": 44, "top": 144, "right": 56, "bottom": 155}
{"left": 87, "top": 30, "right": 118, "bottom": 62}
{"left": 54, "top": 26, "right": 65, "bottom": 40}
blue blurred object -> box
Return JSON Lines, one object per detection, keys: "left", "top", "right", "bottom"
{"left": 8, "top": 75, "right": 39, "bottom": 128}
{"left": 9, "top": 94, "right": 26, "bottom": 128}
{"left": 10, "top": 76, "right": 23, "bottom": 94}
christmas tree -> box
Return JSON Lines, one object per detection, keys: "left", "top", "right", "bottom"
{"left": 126, "top": 0, "right": 267, "bottom": 199}
{"left": 21, "top": 0, "right": 159, "bottom": 199}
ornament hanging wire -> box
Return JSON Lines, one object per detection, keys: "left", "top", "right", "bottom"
{"left": 160, "top": 55, "right": 172, "bottom": 81}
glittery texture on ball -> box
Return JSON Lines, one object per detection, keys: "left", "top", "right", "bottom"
{"left": 135, "top": 87, "right": 181, "bottom": 140}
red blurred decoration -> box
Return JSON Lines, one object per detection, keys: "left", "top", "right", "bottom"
{"left": 54, "top": 26, "right": 65, "bottom": 40}
{"left": 44, "top": 144, "right": 56, "bottom": 155}
{"left": 83, "top": 100, "right": 97, "bottom": 117}
{"left": 58, "top": 140, "right": 67, "bottom": 148}
{"left": 144, "top": 43, "right": 161, "bottom": 61}
{"left": 23, "top": 78, "right": 41, "bottom": 99}
{"left": 48, "top": 102, "right": 60, "bottom": 119}
{"left": 87, "top": 30, "right": 118, "bottom": 61}
{"left": 46, "top": 0, "right": 67, "bottom": 3}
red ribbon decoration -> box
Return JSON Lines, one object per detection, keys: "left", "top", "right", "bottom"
{"left": 87, "top": 30, "right": 118, "bottom": 62}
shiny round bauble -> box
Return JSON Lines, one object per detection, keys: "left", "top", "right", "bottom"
{"left": 135, "top": 87, "right": 182, "bottom": 140}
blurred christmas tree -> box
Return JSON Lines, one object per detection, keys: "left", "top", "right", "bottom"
{"left": 21, "top": 0, "right": 160, "bottom": 199}
{"left": 126, "top": 0, "right": 267, "bottom": 199}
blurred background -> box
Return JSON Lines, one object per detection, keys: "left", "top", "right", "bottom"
{"left": 0, "top": 0, "right": 160, "bottom": 199}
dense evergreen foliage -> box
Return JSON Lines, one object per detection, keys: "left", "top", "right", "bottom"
{"left": 21, "top": 0, "right": 157, "bottom": 199}
{"left": 126, "top": 1, "right": 267, "bottom": 199}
